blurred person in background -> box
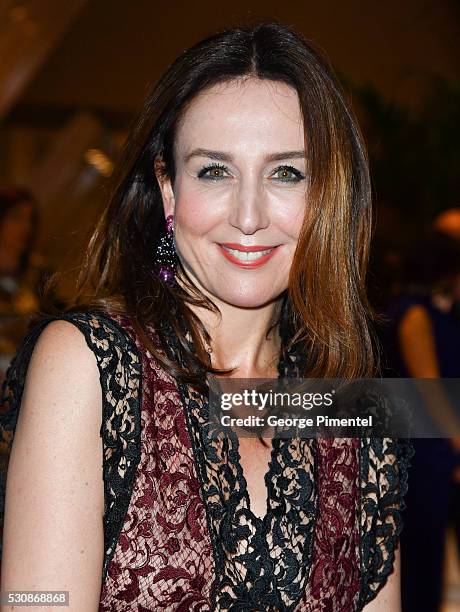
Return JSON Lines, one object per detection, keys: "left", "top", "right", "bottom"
{"left": 380, "top": 229, "right": 460, "bottom": 612}
{"left": 433, "top": 207, "right": 460, "bottom": 594}
{"left": 0, "top": 187, "right": 55, "bottom": 383}
{"left": 434, "top": 207, "right": 460, "bottom": 330}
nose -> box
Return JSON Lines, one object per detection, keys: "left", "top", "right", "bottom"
{"left": 227, "top": 174, "right": 270, "bottom": 235}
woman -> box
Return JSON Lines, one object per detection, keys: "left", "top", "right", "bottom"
{"left": 0, "top": 23, "right": 412, "bottom": 611}
{"left": 382, "top": 230, "right": 460, "bottom": 611}
{"left": 0, "top": 187, "right": 49, "bottom": 380}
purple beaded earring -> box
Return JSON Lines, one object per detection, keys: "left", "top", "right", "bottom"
{"left": 155, "top": 214, "right": 177, "bottom": 285}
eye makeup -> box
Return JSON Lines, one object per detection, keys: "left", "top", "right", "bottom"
{"left": 196, "top": 163, "right": 306, "bottom": 183}
{"left": 271, "top": 165, "right": 305, "bottom": 183}
{"left": 197, "top": 163, "right": 229, "bottom": 181}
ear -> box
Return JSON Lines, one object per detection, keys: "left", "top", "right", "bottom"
{"left": 154, "top": 157, "right": 175, "bottom": 218}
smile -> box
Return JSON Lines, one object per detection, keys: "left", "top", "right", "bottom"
{"left": 218, "top": 243, "right": 279, "bottom": 268}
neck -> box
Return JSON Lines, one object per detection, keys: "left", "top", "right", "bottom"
{"left": 177, "top": 275, "right": 284, "bottom": 378}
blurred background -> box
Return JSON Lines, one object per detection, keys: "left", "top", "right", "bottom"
{"left": 0, "top": 1, "right": 459, "bottom": 609}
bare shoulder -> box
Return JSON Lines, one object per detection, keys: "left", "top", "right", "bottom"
{"left": 1, "top": 318, "right": 105, "bottom": 610}
{"left": 30, "top": 317, "right": 100, "bottom": 368}
{"left": 10, "top": 318, "right": 103, "bottom": 436}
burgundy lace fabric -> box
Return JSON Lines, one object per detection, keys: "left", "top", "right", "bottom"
{"left": 0, "top": 310, "right": 413, "bottom": 611}
{"left": 99, "top": 314, "right": 215, "bottom": 610}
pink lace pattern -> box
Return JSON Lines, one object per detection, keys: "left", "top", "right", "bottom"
{"left": 300, "top": 438, "right": 361, "bottom": 611}
{"left": 99, "top": 317, "right": 215, "bottom": 610}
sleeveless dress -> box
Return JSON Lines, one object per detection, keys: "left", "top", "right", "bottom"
{"left": 0, "top": 310, "right": 413, "bottom": 611}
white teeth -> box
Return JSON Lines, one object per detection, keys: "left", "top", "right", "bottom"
{"left": 222, "top": 246, "right": 273, "bottom": 261}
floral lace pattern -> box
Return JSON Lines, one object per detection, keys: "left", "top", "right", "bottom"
{"left": 162, "top": 317, "right": 318, "bottom": 611}
{"left": 99, "top": 313, "right": 215, "bottom": 610}
{"left": 358, "top": 436, "right": 414, "bottom": 608}
{"left": 0, "top": 310, "right": 413, "bottom": 611}
{"left": 300, "top": 438, "right": 361, "bottom": 611}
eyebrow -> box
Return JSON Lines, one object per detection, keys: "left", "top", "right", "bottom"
{"left": 184, "top": 148, "right": 306, "bottom": 163}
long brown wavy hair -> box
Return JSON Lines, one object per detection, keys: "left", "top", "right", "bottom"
{"left": 43, "top": 21, "right": 380, "bottom": 390}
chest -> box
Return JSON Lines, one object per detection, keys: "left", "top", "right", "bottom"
{"left": 100, "top": 354, "right": 364, "bottom": 611}
{"left": 236, "top": 436, "right": 274, "bottom": 519}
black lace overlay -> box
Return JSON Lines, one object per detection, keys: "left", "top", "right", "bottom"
{"left": 0, "top": 311, "right": 142, "bottom": 581}
{"left": 357, "top": 436, "right": 414, "bottom": 609}
{"left": 160, "top": 315, "right": 318, "bottom": 612}
{"left": 159, "top": 312, "right": 414, "bottom": 610}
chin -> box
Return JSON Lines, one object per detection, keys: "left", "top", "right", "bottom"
{"left": 179, "top": 262, "right": 286, "bottom": 308}
{"left": 211, "top": 285, "right": 283, "bottom": 309}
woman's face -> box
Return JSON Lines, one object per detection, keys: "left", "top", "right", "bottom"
{"left": 157, "top": 77, "right": 307, "bottom": 308}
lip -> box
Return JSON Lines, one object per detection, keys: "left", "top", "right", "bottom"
{"left": 220, "top": 242, "right": 278, "bottom": 252}
{"left": 218, "top": 243, "right": 280, "bottom": 268}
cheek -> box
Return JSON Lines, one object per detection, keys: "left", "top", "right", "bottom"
{"left": 173, "top": 177, "right": 307, "bottom": 241}
{"left": 269, "top": 194, "right": 306, "bottom": 240}
{"left": 174, "top": 181, "right": 228, "bottom": 236}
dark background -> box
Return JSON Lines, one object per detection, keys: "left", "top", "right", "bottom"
{"left": 1, "top": 0, "right": 459, "bottom": 300}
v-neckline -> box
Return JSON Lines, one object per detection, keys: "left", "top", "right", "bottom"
{"left": 205, "top": 368, "right": 288, "bottom": 526}
{"left": 178, "top": 381, "right": 318, "bottom": 611}
{"left": 232, "top": 432, "right": 279, "bottom": 524}
{"left": 160, "top": 310, "right": 318, "bottom": 611}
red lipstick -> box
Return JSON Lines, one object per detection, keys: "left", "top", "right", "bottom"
{"left": 218, "top": 243, "right": 279, "bottom": 268}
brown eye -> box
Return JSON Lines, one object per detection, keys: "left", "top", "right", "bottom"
{"left": 279, "top": 169, "right": 293, "bottom": 179}
{"left": 210, "top": 167, "right": 224, "bottom": 178}
{"left": 273, "top": 165, "right": 305, "bottom": 183}
{"left": 197, "top": 163, "right": 229, "bottom": 181}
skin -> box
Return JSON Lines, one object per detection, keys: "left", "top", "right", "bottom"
{"left": 1, "top": 77, "right": 400, "bottom": 610}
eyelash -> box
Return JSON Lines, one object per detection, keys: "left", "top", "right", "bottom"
{"left": 197, "top": 163, "right": 305, "bottom": 183}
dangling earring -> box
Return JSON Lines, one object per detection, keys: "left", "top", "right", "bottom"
{"left": 154, "top": 214, "right": 177, "bottom": 285}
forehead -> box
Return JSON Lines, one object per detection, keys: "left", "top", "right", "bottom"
{"left": 174, "top": 78, "right": 304, "bottom": 155}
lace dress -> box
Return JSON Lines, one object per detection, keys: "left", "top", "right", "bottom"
{"left": 0, "top": 310, "right": 413, "bottom": 611}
